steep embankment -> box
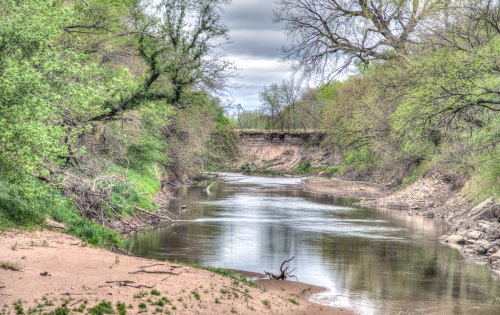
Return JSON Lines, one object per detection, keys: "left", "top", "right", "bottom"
{"left": 235, "top": 131, "right": 334, "bottom": 173}
{"left": 361, "top": 174, "right": 500, "bottom": 278}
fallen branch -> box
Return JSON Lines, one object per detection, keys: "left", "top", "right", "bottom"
{"left": 105, "top": 280, "right": 155, "bottom": 289}
{"left": 264, "top": 256, "right": 298, "bottom": 280}
{"left": 133, "top": 206, "right": 174, "bottom": 221}
{"left": 129, "top": 270, "right": 180, "bottom": 275}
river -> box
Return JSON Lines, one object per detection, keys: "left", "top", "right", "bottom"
{"left": 131, "top": 173, "right": 500, "bottom": 314}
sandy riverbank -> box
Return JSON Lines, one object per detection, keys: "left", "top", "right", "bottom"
{"left": 0, "top": 230, "right": 354, "bottom": 314}
{"left": 300, "top": 177, "right": 388, "bottom": 199}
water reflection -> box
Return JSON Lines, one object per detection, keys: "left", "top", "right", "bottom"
{"left": 131, "top": 174, "right": 500, "bottom": 315}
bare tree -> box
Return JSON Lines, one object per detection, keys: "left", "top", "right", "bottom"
{"left": 259, "top": 84, "right": 284, "bottom": 130}
{"left": 275, "top": 0, "right": 448, "bottom": 79}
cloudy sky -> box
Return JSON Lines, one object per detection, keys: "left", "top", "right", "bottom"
{"left": 220, "top": 0, "right": 294, "bottom": 110}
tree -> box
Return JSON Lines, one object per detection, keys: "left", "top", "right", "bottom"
{"left": 91, "top": 0, "right": 232, "bottom": 120}
{"left": 275, "top": 0, "right": 448, "bottom": 78}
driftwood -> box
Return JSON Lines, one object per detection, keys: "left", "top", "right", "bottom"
{"left": 264, "top": 256, "right": 298, "bottom": 281}
{"left": 105, "top": 280, "right": 155, "bottom": 289}
{"left": 129, "top": 269, "right": 180, "bottom": 275}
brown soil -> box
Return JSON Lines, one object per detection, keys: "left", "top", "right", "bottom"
{"left": 301, "top": 177, "right": 388, "bottom": 199}
{"left": 236, "top": 139, "right": 334, "bottom": 171}
{"left": 0, "top": 230, "right": 355, "bottom": 315}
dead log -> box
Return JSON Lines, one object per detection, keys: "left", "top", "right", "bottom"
{"left": 264, "top": 256, "right": 298, "bottom": 281}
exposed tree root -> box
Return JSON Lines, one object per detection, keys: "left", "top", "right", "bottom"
{"left": 264, "top": 256, "right": 298, "bottom": 281}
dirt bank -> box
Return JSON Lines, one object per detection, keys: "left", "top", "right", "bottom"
{"left": 236, "top": 135, "right": 334, "bottom": 173}
{"left": 301, "top": 177, "right": 388, "bottom": 199}
{"left": 0, "top": 230, "right": 354, "bottom": 315}
{"left": 360, "top": 175, "right": 500, "bottom": 278}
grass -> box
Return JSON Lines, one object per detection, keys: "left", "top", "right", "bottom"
{"left": 261, "top": 299, "right": 271, "bottom": 309}
{"left": 116, "top": 302, "right": 126, "bottom": 315}
{"left": 88, "top": 301, "right": 114, "bottom": 315}
{"left": 0, "top": 261, "right": 22, "bottom": 271}
{"left": 287, "top": 297, "right": 300, "bottom": 305}
{"left": 191, "top": 290, "right": 200, "bottom": 300}
{"left": 150, "top": 289, "right": 161, "bottom": 296}
{"left": 175, "top": 261, "right": 259, "bottom": 288}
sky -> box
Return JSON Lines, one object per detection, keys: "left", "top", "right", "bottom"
{"left": 220, "top": 0, "right": 295, "bottom": 111}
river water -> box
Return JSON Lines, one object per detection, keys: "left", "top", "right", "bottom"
{"left": 131, "top": 173, "right": 500, "bottom": 314}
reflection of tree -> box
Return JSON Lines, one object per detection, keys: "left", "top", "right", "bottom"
{"left": 315, "top": 234, "right": 500, "bottom": 306}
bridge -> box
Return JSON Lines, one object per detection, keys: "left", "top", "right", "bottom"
{"left": 237, "top": 130, "right": 326, "bottom": 145}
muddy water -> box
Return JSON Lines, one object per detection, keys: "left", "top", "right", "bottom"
{"left": 131, "top": 174, "right": 500, "bottom": 314}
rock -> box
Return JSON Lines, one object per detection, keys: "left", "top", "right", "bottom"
{"left": 468, "top": 197, "right": 495, "bottom": 219}
{"left": 490, "top": 251, "right": 500, "bottom": 262}
{"left": 446, "top": 234, "right": 465, "bottom": 244}
{"left": 466, "top": 230, "right": 483, "bottom": 240}
{"left": 487, "top": 247, "right": 498, "bottom": 255}
{"left": 478, "top": 222, "right": 490, "bottom": 231}
{"left": 476, "top": 240, "right": 492, "bottom": 251}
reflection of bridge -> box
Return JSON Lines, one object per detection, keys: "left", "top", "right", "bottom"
{"left": 238, "top": 130, "right": 326, "bottom": 145}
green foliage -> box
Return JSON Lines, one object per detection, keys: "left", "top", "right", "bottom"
{"left": 88, "top": 301, "right": 114, "bottom": 315}
{"left": 295, "top": 161, "right": 312, "bottom": 174}
{"left": 175, "top": 261, "right": 259, "bottom": 288}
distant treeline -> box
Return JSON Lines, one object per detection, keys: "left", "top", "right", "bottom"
{"left": 238, "top": 0, "right": 499, "bottom": 198}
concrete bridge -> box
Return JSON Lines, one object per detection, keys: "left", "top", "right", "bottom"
{"left": 238, "top": 130, "right": 326, "bottom": 145}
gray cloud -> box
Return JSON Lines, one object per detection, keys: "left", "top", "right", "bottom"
{"left": 220, "top": 0, "right": 294, "bottom": 110}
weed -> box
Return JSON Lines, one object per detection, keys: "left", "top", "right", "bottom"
{"left": 133, "top": 291, "right": 148, "bottom": 298}
{"left": 72, "top": 304, "right": 86, "bottom": 313}
{"left": 153, "top": 300, "right": 164, "bottom": 307}
{"left": 54, "top": 306, "right": 70, "bottom": 315}
{"left": 215, "top": 298, "right": 220, "bottom": 304}
{"left": 191, "top": 290, "right": 200, "bottom": 300}
{"left": 116, "top": 302, "right": 126, "bottom": 315}
{"left": 287, "top": 297, "right": 300, "bottom": 305}
{"left": 0, "top": 261, "right": 22, "bottom": 271}
{"left": 151, "top": 289, "right": 161, "bottom": 296}
{"left": 13, "top": 300, "right": 24, "bottom": 315}
{"left": 160, "top": 297, "right": 171, "bottom": 305}
{"left": 261, "top": 299, "right": 271, "bottom": 309}
{"left": 11, "top": 241, "right": 19, "bottom": 251}
{"left": 138, "top": 302, "right": 147, "bottom": 313}
{"left": 88, "top": 300, "right": 114, "bottom": 315}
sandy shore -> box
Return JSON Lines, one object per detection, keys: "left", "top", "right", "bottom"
{"left": 0, "top": 230, "right": 354, "bottom": 314}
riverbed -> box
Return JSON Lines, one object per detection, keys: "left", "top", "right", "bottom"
{"left": 131, "top": 174, "right": 500, "bottom": 314}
